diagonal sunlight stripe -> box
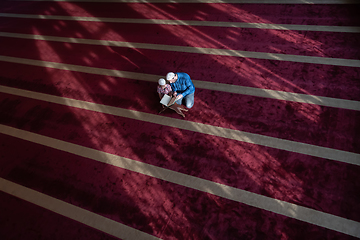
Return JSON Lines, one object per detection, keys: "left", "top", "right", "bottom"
{"left": 1, "top": 32, "right": 360, "bottom": 68}
{"left": 0, "top": 85, "right": 359, "bottom": 166}
{"left": 1, "top": 13, "right": 360, "bottom": 33}
{"left": 0, "top": 55, "right": 359, "bottom": 111}
{"left": 11, "top": 0, "right": 360, "bottom": 4}
{"left": 0, "top": 178, "right": 161, "bottom": 240}
{"left": 0, "top": 125, "right": 359, "bottom": 238}
{"left": 196, "top": 81, "right": 360, "bottom": 111}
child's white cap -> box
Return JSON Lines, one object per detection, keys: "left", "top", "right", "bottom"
{"left": 166, "top": 72, "right": 175, "bottom": 81}
{"left": 158, "top": 78, "right": 166, "bottom": 86}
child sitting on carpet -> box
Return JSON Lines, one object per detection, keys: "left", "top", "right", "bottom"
{"left": 157, "top": 78, "right": 173, "bottom": 99}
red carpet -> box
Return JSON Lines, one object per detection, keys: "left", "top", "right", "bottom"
{"left": 0, "top": 1, "right": 359, "bottom": 239}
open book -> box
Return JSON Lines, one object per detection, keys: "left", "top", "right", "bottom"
{"left": 160, "top": 94, "right": 177, "bottom": 107}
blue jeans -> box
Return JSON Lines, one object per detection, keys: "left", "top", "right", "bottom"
{"left": 176, "top": 92, "right": 194, "bottom": 108}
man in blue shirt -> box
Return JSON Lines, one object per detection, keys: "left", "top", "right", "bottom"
{"left": 166, "top": 72, "right": 195, "bottom": 109}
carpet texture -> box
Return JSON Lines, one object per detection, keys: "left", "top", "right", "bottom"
{"left": 0, "top": 1, "right": 359, "bottom": 239}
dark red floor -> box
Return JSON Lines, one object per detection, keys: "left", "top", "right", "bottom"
{"left": 0, "top": 1, "right": 359, "bottom": 239}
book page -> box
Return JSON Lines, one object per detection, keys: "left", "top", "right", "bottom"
{"left": 160, "top": 94, "right": 171, "bottom": 106}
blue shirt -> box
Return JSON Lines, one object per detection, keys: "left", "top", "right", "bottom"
{"left": 170, "top": 72, "right": 195, "bottom": 97}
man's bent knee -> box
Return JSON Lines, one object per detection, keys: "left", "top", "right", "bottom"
{"left": 185, "top": 101, "right": 194, "bottom": 109}
{"left": 183, "top": 93, "right": 194, "bottom": 109}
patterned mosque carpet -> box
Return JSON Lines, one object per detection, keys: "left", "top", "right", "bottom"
{"left": 0, "top": 0, "right": 359, "bottom": 239}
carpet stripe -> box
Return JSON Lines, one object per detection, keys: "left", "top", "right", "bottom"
{"left": 0, "top": 101, "right": 358, "bottom": 222}
{"left": 12, "top": 0, "right": 360, "bottom": 4}
{"left": 0, "top": 125, "right": 359, "bottom": 238}
{"left": 0, "top": 55, "right": 359, "bottom": 111}
{"left": 0, "top": 85, "right": 359, "bottom": 165}
{"left": 1, "top": 13, "right": 359, "bottom": 33}
{"left": 1, "top": 32, "right": 359, "bottom": 68}
{"left": 1, "top": 0, "right": 359, "bottom": 239}
{"left": 0, "top": 177, "right": 161, "bottom": 240}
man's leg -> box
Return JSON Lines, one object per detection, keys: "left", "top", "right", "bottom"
{"left": 175, "top": 98, "right": 183, "bottom": 106}
{"left": 183, "top": 93, "right": 194, "bottom": 108}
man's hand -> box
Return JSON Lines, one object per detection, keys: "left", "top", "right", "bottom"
{"left": 176, "top": 94, "right": 183, "bottom": 100}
